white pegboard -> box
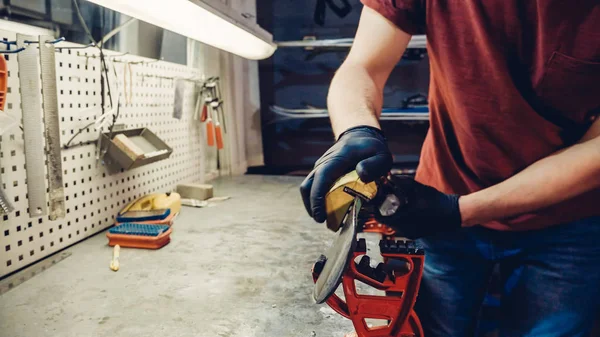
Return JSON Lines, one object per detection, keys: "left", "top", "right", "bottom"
{"left": 0, "top": 31, "right": 213, "bottom": 277}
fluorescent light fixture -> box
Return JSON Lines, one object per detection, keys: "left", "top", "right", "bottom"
{"left": 85, "top": 0, "right": 277, "bottom": 60}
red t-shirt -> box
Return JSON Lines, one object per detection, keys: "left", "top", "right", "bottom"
{"left": 362, "top": 0, "right": 600, "bottom": 230}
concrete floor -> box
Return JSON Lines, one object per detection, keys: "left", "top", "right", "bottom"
{"left": 0, "top": 175, "right": 352, "bottom": 337}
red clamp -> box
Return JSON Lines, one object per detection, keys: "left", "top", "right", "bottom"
{"left": 313, "top": 237, "right": 425, "bottom": 337}
{"left": 361, "top": 218, "right": 396, "bottom": 238}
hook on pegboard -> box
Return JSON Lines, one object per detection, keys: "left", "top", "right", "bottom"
{"left": 0, "top": 37, "right": 66, "bottom": 54}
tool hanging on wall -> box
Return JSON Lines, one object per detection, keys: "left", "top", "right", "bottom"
{"left": 0, "top": 54, "right": 14, "bottom": 214}
{"left": 199, "top": 82, "right": 209, "bottom": 122}
{"left": 173, "top": 79, "right": 185, "bottom": 119}
{"left": 17, "top": 34, "right": 48, "bottom": 217}
{"left": 213, "top": 77, "right": 227, "bottom": 134}
{"left": 193, "top": 83, "right": 203, "bottom": 121}
{"left": 123, "top": 62, "right": 133, "bottom": 105}
{"left": 0, "top": 55, "right": 17, "bottom": 136}
{"left": 211, "top": 99, "right": 224, "bottom": 150}
{"left": 39, "top": 35, "right": 66, "bottom": 221}
{"left": 201, "top": 77, "right": 226, "bottom": 149}
{"left": 0, "top": 175, "right": 13, "bottom": 215}
{"left": 312, "top": 171, "right": 424, "bottom": 337}
{"left": 205, "top": 98, "right": 216, "bottom": 147}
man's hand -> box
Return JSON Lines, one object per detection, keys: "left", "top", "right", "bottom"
{"left": 300, "top": 125, "right": 393, "bottom": 223}
{"left": 377, "top": 175, "right": 462, "bottom": 239}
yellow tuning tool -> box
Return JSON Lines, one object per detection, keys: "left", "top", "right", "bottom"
{"left": 325, "top": 171, "right": 378, "bottom": 232}
{"left": 120, "top": 193, "right": 182, "bottom": 216}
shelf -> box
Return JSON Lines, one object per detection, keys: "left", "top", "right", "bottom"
{"left": 276, "top": 35, "right": 426, "bottom": 49}
{"left": 270, "top": 105, "right": 429, "bottom": 121}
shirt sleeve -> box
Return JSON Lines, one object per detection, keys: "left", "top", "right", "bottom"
{"left": 361, "top": 0, "right": 426, "bottom": 35}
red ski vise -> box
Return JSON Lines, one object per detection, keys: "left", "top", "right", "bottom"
{"left": 361, "top": 218, "right": 396, "bottom": 239}
{"left": 312, "top": 236, "right": 425, "bottom": 337}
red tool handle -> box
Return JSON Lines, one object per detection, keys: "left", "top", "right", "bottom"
{"left": 215, "top": 124, "right": 224, "bottom": 150}
{"left": 0, "top": 56, "right": 7, "bottom": 111}
{"left": 206, "top": 120, "right": 215, "bottom": 147}
{"left": 201, "top": 104, "right": 208, "bottom": 122}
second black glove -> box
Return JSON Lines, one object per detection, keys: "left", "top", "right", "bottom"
{"left": 376, "top": 175, "right": 462, "bottom": 239}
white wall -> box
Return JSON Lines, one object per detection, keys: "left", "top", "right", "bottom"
{"left": 118, "top": 0, "right": 266, "bottom": 178}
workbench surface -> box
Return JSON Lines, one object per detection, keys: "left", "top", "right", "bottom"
{"left": 0, "top": 175, "right": 351, "bottom": 337}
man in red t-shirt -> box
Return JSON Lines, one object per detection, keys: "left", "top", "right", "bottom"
{"left": 300, "top": 1, "right": 600, "bottom": 335}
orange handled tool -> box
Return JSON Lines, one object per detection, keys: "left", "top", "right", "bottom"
{"left": 0, "top": 56, "right": 7, "bottom": 111}
{"left": 204, "top": 97, "right": 215, "bottom": 147}
{"left": 201, "top": 104, "right": 208, "bottom": 122}
{"left": 211, "top": 99, "right": 224, "bottom": 150}
{"left": 215, "top": 123, "right": 224, "bottom": 150}
{"left": 206, "top": 119, "right": 215, "bottom": 147}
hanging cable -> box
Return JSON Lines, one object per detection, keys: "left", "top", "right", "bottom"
{"left": 72, "top": 0, "right": 97, "bottom": 45}
{"left": 63, "top": 121, "right": 96, "bottom": 149}
{"left": 98, "top": 17, "right": 137, "bottom": 48}
{"left": 65, "top": 0, "right": 118, "bottom": 151}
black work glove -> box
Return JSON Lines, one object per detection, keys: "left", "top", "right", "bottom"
{"left": 377, "top": 175, "right": 462, "bottom": 239}
{"left": 300, "top": 125, "right": 393, "bottom": 223}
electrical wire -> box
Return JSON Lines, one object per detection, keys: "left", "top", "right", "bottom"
{"left": 68, "top": 0, "right": 118, "bottom": 151}
{"left": 106, "top": 58, "right": 121, "bottom": 146}
{"left": 72, "top": 0, "right": 97, "bottom": 45}
{"left": 63, "top": 121, "right": 96, "bottom": 149}
{"left": 99, "top": 7, "right": 118, "bottom": 141}
{"left": 99, "top": 17, "right": 137, "bottom": 48}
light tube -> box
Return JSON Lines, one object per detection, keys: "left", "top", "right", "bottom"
{"left": 85, "top": 0, "right": 277, "bottom": 60}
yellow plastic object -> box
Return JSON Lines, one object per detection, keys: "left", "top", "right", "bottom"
{"left": 152, "top": 193, "right": 182, "bottom": 215}
{"left": 325, "top": 171, "right": 378, "bottom": 232}
{"left": 120, "top": 193, "right": 182, "bottom": 215}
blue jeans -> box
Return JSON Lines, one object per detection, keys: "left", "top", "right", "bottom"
{"left": 414, "top": 217, "right": 600, "bottom": 337}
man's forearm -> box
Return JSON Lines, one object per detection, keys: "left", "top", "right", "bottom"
{"left": 328, "top": 63, "right": 383, "bottom": 138}
{"left": 460, "top": 136, "right": 600, "bottom": 227}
